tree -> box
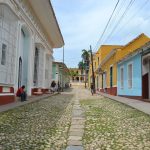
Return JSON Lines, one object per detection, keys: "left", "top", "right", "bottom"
{"left": 78, "top": 61, "right": 85, "bottom": 70}
{"left": 81, "top": 49, "right": 90, "bottom": 88}
{"left": 69, "top": 70, "right": 78, "bottom": 77}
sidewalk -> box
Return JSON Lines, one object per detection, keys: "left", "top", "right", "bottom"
{"left": 0, "top": 93, "right": 58, "bottom": 113}
{"left": 98, "top": 92, "right": 150, "bottom": 115}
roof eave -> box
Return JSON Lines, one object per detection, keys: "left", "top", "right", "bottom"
{"left": 28, "top": 0, "right": 64, "bottom": 48}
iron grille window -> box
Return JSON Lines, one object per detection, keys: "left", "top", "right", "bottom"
{"left": 1, "top": 43, "right": 6, "bottom": 65}
{"left": 110, "top": 66, "right": 113, "bottom": 87}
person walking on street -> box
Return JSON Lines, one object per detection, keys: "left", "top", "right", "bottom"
{"left": 90, "top": 83, "right": 94, "bottom": 96}
{"left": 57, "top": 81, "right": 61, "bottom": 94}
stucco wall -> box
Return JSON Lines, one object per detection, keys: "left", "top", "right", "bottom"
{"left": 117, "top": 54, "right": 142, "bottom": 96}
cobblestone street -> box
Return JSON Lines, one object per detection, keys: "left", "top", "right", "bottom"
{"left": 1, "top": 86, "right": 150, "bottom": 150}
{"left": 80, "top": 95, "right": 150, "bottom": 150}
{"left": 0, "top": 89, "right": 74, "bottom": 150}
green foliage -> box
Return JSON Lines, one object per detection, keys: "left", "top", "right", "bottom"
{"left": 69, "top": 70, "right": 78, "bottom": 77}
{"left": 78, "top": 61, "right": 85, "bottom": 70}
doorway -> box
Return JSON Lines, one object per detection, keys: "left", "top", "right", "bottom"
{"left": 18, "top": 57, "right": 22, "bottom": 88}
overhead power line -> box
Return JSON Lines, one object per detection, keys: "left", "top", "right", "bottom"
{"left": 116, "top": 0, "right": 150, "bottom": 35}
{"left": 94, "top": 0, "right": 120, "bottom": 51}
{"left": 103, "top": 0, "right": 136, "bottom": 44}
{"left": 107, "top": 0, "right": 128, "bottom": 30}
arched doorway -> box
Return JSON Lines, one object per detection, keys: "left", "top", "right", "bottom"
{"left": 18, "top": 25, "right": 31, "bottom": 92}
{"left": 76, "top": 77, "right": 79, "bottom": 82}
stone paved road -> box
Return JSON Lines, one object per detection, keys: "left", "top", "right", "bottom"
{"left": 80, "top": 96, "right": 150, "bottom": 150}
{"left": 0, "top": 88, "right": 74, "bottom": 150}
{"left": 1, "top": 86, "right": 150, "bottom": 150}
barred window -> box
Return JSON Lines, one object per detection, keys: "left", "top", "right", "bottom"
{"left": 110, "top": 66, "right": 113, "bottom": 87}
{"left": 1, "top": 43, "right": 6, "bottom": 65}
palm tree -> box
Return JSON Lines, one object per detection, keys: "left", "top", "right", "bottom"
{"left": 81, "top": 49, "right": 90, "bottom": 88}
{"left": 78, "top": 61, "right": 85, "bottom": 70}
{"left": 81, "top": 49, "right": 90, "bottom": 63}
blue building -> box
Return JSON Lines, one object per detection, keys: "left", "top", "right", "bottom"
{"left": 117, "top": 52, "right": 142, "bottom": 99}
{"left": 117, "top": 42, "right": 150, "bottom": 100}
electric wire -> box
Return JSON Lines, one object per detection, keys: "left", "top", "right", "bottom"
{"left": 115, "top": 0, "right": 150, "bottom": 36}
{"left": 103, "top": 0, "right": 136, "bottom": 44}
{"left": 107, "top": 0, "right": 128, "bottom": 31}
{"left": 93, "top": 0, "right": 120, "bottom": 51}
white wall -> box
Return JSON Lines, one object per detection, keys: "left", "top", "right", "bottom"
{"left": 0, "top": 4, "right": 17, "bottom": 85}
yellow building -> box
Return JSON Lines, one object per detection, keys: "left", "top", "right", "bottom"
{"left": 97, "top": 33, "right": 149, "bottom": 96}
{"left": 96, "top": 45, "right": 122, "bottom": 95}
{"left": 88, "top": 45, "right": 121, "bottom": 91}
{"left": 70, "top": 68, "right": 86, "bottom": 83}
{"left": 88, "top": 34, "right": 150, "bottom": 96}
{"left": 116, "top": 33, "right": 150, "bottom": 62}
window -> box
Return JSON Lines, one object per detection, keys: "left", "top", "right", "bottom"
{"left": 120, "top": 67, "right": 124, "bottom": 89}
{"left": 110, "top": 66, "right": 113, "bottom": 87}
{"left": 128, "top": 63, "right": 132, "bottom": 88}
{"left": 33, "top": 48, "right": 39, "bottom": 86}
{"left": 1, "top": 44, "right": 7, "bottom": 65}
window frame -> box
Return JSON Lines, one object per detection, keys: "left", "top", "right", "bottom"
{"left": 1, "top": 43, "right": 7, "bottom": 66}
{"left": 110, "top": 65, "right": 113, "bottom": 88}
{"left": 120, "top": 66, "right": 124, "bottom": 89}
{"left": 127, "top": 62, "right": 133, "bottom": 89}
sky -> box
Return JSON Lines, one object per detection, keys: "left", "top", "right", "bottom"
{"left": 51, "top": 0, "right": 150, "bottom": 68}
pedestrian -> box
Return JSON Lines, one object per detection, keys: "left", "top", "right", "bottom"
{"left": 57, "top": 81, "right": 61, "bottom": 93}
{"left": 16, "top": 85, "right": 27, "bottom": 101}
{"left": 90, "top": 83, "right": 94, "bottom": 96}
{"left": 51, "top": 81, "right": 56, "bottom": 93}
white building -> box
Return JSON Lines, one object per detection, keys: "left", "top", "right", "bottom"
{"left": 0, "top": 0, "right": 64, "bottom": 105}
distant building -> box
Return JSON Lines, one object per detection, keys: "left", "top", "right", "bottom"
{"left": 70, "top": 68, "right": 86, "bottom": 83}
{"left": 52, "top": 62, "right": 70, "bottom": 88}
{"left": 0, "top": 0, "right": 64, "bottom": 105}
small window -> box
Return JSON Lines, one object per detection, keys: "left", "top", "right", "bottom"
{"left": 128, "top": 64, "right": 132, "bottom": 88}
{"left": 120, "top": 67, "right": 124, "bottom": 89}
{"left": 1, "top": 44, "right": 7, "bottom": 65}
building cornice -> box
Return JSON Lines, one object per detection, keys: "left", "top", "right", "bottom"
{"left": 27, "top": 0, "right": 64, "bottom": 48}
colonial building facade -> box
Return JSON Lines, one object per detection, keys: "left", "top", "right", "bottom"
{"left": 0, "top": 0, "right": 64, "bottom": 105}
{"left": 117, "top": 34, "right": 150, "bottom": 99}
{"left": 70, "top": 68, "right": 86, "bottom": 83}
{"left": 52, "top": 62, "right": 70, "bottom": 89}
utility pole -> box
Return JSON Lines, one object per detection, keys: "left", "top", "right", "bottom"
{"left": 90, "top": 45, "right": 95, "bottom": 93}
{"left": 62, "top": 46, "right": 64, "bottom": 92}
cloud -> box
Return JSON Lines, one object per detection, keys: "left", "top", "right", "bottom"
{"left": 52, "top": 0, "right": 150, "bottom": 68}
